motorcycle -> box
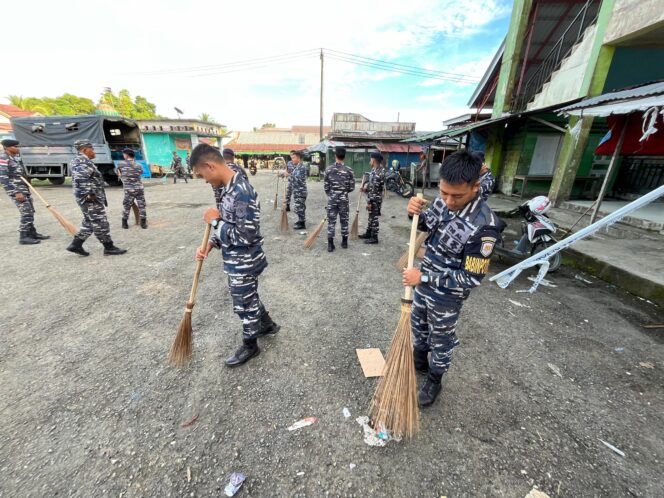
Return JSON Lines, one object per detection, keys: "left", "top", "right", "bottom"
{"left": 249, "top": 162, "right": 257, "bottom": 176}
{"left": 385, "top": 168, "right": 414, "bottom": 198}
{"left": 494, "top": 195, "right": 562, "bottom": 273}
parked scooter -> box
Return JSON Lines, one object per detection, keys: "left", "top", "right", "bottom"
{"left": 494, "top": 195, "right": 562, "bottom": 273}
{"left": 385, "top": 168, "right": 414, "bottom": 198}
{"left": 249, "top": 161, "right": 257, "bottom": 176}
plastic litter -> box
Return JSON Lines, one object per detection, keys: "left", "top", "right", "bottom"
{"left": 224, "top": 472, "right": 246, "bottom": 497}
{"left": 287, "top": 417, "right": 317, "bottom": 431}
{"left": 356, "top": 416, "right": 401, "bottom": 447}
{"left": 508, "top": 299, "right": 531, "bottom": 308}
{"left": 527, "top": 276, "right": 557, "bottom": 288}
{"left": 349, "top": 463, "right": 356, "bottom": 470}
{"left": 547, "top": 363, "right": 563, "bottom": 378}
{"left": 639, "top": 361, "right": 654, "bottom": 369}
{"left": 342, "top": 408, "right": 351, "bottom": 419}
{"left": 575, "top": 274, "right": 593, "bottom": 284}
{"left": 614, "top": 347, "right": 625, "bottom": 353}
{"left": 599, "top": 438, "right": 625, "bottom": 457}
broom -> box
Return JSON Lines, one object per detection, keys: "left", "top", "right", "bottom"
{"left": 303, "top": 217, "right": 326, "bottom": 249}
{"left": 350, "top": 176, "right": 366, "bottom": 240}
{"left": 168, "top": 223, "right": 213, "bottom": 367}
{"left": 132, "top": 201, "right": 140, "bottom": 225}
{"left": 369, "top": 193, "right": 423, "bottom": 439}
{"left": 273, "top": 176, "right": 279, "bottom": 211}
{"left": 20, "top": 177, "right": 78, "bottom": 235}
{"left": 279, "top": 180, "right": 289, "bottom": 232}
{"left": 395, "top": 231, "right": 428, "bottom": 271}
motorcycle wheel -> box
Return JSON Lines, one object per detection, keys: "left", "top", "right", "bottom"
{"left": 532, "top": 240, "right": 562, "bottom": 273}
{"left": 399, "top": 181, "right": 414, "bottom": 198}
{"left": 386, "top": 178, "right": 398, "bottom": 193}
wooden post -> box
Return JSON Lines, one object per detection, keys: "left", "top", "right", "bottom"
{"left": 590, "top": 116, "right": 628, "bottom": 224}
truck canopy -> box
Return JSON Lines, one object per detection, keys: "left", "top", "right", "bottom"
{"left": 11, "top": 115, "right": 140, "bottom": 147}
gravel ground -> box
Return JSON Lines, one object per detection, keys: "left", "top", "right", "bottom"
{"left": 1, "top": 171, "right": 663, "bottom": 498}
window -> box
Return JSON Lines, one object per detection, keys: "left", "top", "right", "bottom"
{"left": 65, "top": 122, "right": 79, "bottom": 131}
{"left": 109, "top": 129, "right": 121, "bottom": 136}
{"left": 299, "top": 134, "right": 305, "bottom": 144}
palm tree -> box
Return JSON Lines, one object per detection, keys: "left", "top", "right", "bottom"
{"left": 199, "top": 113, "right": 213, "bottom": 122}
{"left": 8, "top": 95, "right": 26, "bottom": 108}
{"left": 7, "top": 95, "right": 49, "bottom": 115}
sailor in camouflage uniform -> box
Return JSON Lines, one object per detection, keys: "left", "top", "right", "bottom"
{"left": 403, "top": 150, "right": 501, "bottom": 407}
{"left": 358, "top": 151, "right": 385, "bottom": 244}
{"left": 0, "top": 139, "right": 49, "bottom": 245}
{"left": 66, "top": 140, "right": 127, "bottom": 257}
{"left": 285, "top": 151, "right": 307, "bottom": 229}
{"left": 171, "top": 151, "right": 188, "bottom": 183}
{"left": 323, "top": 147, "right": 355, "bottom": 252}
{"left": 283, "top": 153, "right": 295, "bottom": 212}
{"left": 192, "top": 143, "right": 280, "bottom": 368}
{"left": 117, "top": 148, "right": 148, "bottom": 229}
{"left": 212, "top": 148, "right": 248, "bottom": 205}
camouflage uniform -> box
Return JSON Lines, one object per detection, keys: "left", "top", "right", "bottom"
{"left": 117, "top": 159, "right": 147, "bottom": 221}
{"left": 324, "top": 161, "right": 355, "bottom": 238}
{"left": 172, "top": 154, "right": 188, "bottom": 183}
{"left": 0, "top": 151, "right": 36, "bottom": 237}
{"left": 212, "top": 162, "right": 248, "bottom": 206}
{"left": 413, "top": 195, "right": 502, "bottom": 376}
{"left": 71, "top": 153, "right": 111, "bottom": 244}
{"left": 285, "top": 160, "right": 295, "bottom": 207}
{"left": 291, "top": 162, "right": 308, "bottom": 224}
{"left": 479, "top": 170, "right": 496, "bottom": 201}
{"left": 365, "top": 165, "right": 385, "bottom": 235}
{"left": 210, "top": 172, "right": 268, "bottom": 341}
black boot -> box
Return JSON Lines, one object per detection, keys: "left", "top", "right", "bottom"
{"left": 413, "top": 349, "right": 429, "bottom": 375}
{"left": 225, "top": 338, "right": 260, "bottom": 367}
{"left": 66, "top": 236, "right": 89, "bottom": 256}
{"left": 364, "top": 231, "right": 378, "bottom": 244}
{"left": 122, "top": 218, "right": 129, "bottom": 229}
{"left": 327, "top": 238, "right": 335, "bottom": 252}
{"left": 258, "top": 311, "right": 281, "bottom": 337}
{"left": 293, "top": 220, "right": 305, "bottom": 230}
{"left": 286, "top": 203, "right": 291, "bottom": 212}
{"left": 103, "top": 241, "right": 127, "bottom": 256}
{"left": 418, "top": 373, "right": 443, "bottom": 408}
{"left": 358, "top": 229, "right": 371, "bottom": 239}
{"left": 19, "top": 230, "right": 40, "bottom": 245}
{"left": 30, "top": 224, "right": 50, "bottom": 240}
{"left": 341, "top": 236, "right": 348, "bottom": 249}
{"left": 140, "top": 218, "right": 148, "bottom": 229}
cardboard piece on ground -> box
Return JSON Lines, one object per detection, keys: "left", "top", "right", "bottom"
{"left": 356, "top": 348, "right": 385, "bottom": 377}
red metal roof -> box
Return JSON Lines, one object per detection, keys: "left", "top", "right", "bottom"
{"left": 377, "top": 143, "right": 422, "bottom": 153}
{"left": 225, "top": 142, "right": 306, "bottom": 153}
{"left": 0, "top": 104, "right": 37, "bottom": 118}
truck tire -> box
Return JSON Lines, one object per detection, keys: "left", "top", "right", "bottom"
{"left": 48, "top": 177, "right": 65, "bottom": 185}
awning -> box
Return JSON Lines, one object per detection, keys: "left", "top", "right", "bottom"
{"left": 558, "top": 81, "right": 664, "bottom": 115}
{"left": 560, "top": 95, "right": 664, "bottom": 117}
{"left": 377, "top": 143, "right": 422, "bottom": 153}
{"left": 402, "top": 115, "right": 510, "bottom": 143}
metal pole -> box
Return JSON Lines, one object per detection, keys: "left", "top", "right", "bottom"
{"left": 319, "top": 49, "right": 324, "bottom": 141}
{"left": 590, "top": 117, "right": 628, "bottom": 224}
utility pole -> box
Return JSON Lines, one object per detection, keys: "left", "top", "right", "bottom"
{"left": 319, "top": 48, "right": 324, "bottom": 141}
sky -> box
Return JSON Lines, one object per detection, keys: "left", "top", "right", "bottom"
{"left": 3, "top": 0, "right": 513, "bottom": 132}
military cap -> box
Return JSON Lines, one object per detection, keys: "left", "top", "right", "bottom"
{"left": 73, "top": 139, "right": 93, "bottom": 150}
{"left": 122, "top": 148, "right": 136, "bottom": 157}
{"left": 222, "top": 148, "right": 235, "bottom": 157}
{"left": 370, "top": 151, "right": 383, "bottom": 161}
{"left": 1, "top": 139, "right": 19, "bottom": 147}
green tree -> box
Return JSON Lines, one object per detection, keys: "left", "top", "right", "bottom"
{"left": 199, "top": 113, "right": 214, "bottom": 122}
{"left": 98, "top": 88, "right": 159, "bottom": 119}
{"left": 261, "top": 123, "right": 276, "bottom": 128}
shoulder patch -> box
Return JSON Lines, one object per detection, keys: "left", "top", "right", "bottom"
{"left": 480, "top": 236, "right": 496, "bottom": 257}
{"left": 465, "top": 256, "right": 491, "bottom": 274}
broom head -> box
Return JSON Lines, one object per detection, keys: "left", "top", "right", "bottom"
{"left": 369, "top": 298, "right": 419, "bottom": 438}
{"left": 48, "top": 206, "right": 79, "bottom": 236}
{"left": 168, "top": 302, "right": 194, "bottom": 366}
{"left": 273, "top": 192, "right": 278, "bottom": 211}
{"left": 132, "top": 201, "right": 140, "bottom": 225}
{"left": 395, "top": 231, "right": 427, "bottom": 271}
{"left": 350, "top": 211, "right": 359, "bottom": 240}
{"left": 303, "top": 218, "right": 326, "bottom": 249}
{"left": 279, "top": 203, "right": 289, "bottom": 232}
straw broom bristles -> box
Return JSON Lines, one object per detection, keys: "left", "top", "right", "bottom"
{"left": 273, "top": 176, "right": 279, "bottom": 211}
{"left": 132, "top": 201, "right": 140, "bottom": 225}
{"left": 350, "top": 177, "right": 366, "bottom": 240}
{"left": 395, "top": 231, "right": 427, "bottom": 271}
{"left": 303, "top": 218, "right": 326, "bottom": 249}
{"left": 369, "top": 193, "right": 423, "bottom": 439}
{"left": 279, "top": 201, "right": 289, "bottom": 232}
{"left": 20, "top": 178, "right": 78, "bottom": 235}
{"left": 168, "top": 223, "right": 212, "bottom": 367}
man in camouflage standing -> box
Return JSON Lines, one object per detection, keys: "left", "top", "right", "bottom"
{"left": 284, "top": 152, "right": 295, "bottom": 211}
{"left": 66, "top": 140, "right": 126, "bottom": 256}
{"left": 284, "top": 151, "right": 307, "bottom": 229}
{"left": 0, "top": 139, "right": 49, "bottom": 245}
{"left": 192, "top": 143, "right": 280, "bottom": 368}
{"left": 212, "top": 148, "right": 248, "bottom": 205}
{"left": 117, "top": 148, "right": 147, "bottom": 229}
{"left": 358, "top": 151, "right": 385, "bottom": 245}
{"left": 171, "top": 151, "right": 188, "bottom": 184}
{"left": 324, "top": 146, "right": 355, "bottom": 252}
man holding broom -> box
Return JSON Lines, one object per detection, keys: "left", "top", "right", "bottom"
{"left": 324, "top": 146, "right": 355, "bottom": 252}
{"left": 191, "top": 143, "right": 280, "bottom": 367}
{"left": 0, "top": 139, "right": 49, "bottom": 245}
{"left": 212, "top": 148, "right": 248, "bottom": 205}
{"left": 117, "top": 148, "right": 148, "bottom": 229}
{"left": 402, "top": 150, "right": 502, "bottom": 407}
{"left": 280, "top": 151, "right": 307, "bottom": 229}
{"left": 358, "top": 151, "right": 385, "bottom": 244}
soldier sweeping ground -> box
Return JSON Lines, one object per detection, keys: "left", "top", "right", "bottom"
{"left": 117, "top": 148, "right": 148, "bottom": 229}
{"left": 402, "top": 150, "right": 502, "bottom": 407}
{"left": 0, "top": 139, "right": 49, "bottom": 245}
{"left": 66, "top": 140, "right": 126, "bottom": 257}
{"left": 358, "top": 151, "right": 385, "bottom": 245}
{"left": 191, "top": 143, "right": 280, "bottom": 368}
{"left": 171, "top": 151, "right": 188, "bottom": 184}
{"left": 324, "top": 147, "right": 355, "bottom": 252}
{"left": 280, "top": 151, "right": 307, "bottom": 229}
{"left": 212, "top": 148, "right": 248, "bottom": 205}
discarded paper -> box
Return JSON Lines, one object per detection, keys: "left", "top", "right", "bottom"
{"left": 547, "top": 363, "right": 563, "bottom": 378}
{"left": 224, "top": 472, "right": 246, "bottom": 497}
{"left": 356, "top": 416, "right": 401, "bottom": 447}
{"left": 525, "top": 488, "right": 551, "bottom": 498}
{"left": 639, "top": 362, "right": 655, "bottom": 369}
{"left": 356, "top": 348, "right": 385, "bottom": 377}
{"left": 342, "top": 407, "right": 351, "bottom": 418}
{"left": 287, "top": 417, "right": 317, "bottom": 431}
{"left": 599, "top": 438, "right": 625, "bottom": 457}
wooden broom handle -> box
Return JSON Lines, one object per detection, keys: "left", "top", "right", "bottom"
{"left": 20, "top": 177, "right": 50, "bottom": 207}
{"left": 355, "top": 177, "right": 366, "bottom": 213}
{"left": 188, "top": 223, "right": 212, "bottom": 304}
{"left": 404, "top": 193, "right": 424, "bottom": 301}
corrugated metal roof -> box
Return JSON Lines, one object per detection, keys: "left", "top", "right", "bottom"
{"left": 403, "top": 115, "right": 510, "bottom": 143}
{"left": 559, "top": 81, "right": 664, "bottom": 112}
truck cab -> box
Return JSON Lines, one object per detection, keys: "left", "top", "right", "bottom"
{"left": 10, "top": 115, "right": 143, "bottom": 185}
